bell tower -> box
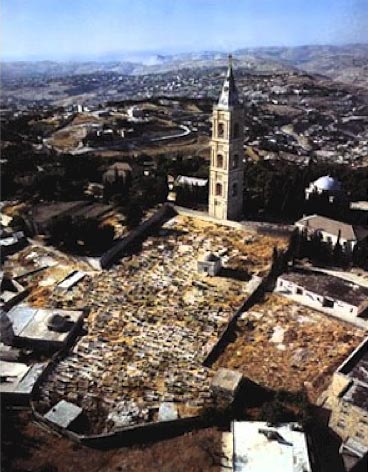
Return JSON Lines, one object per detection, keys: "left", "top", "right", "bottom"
{"left": 209, "top": 55, "right": 244, "bottom": 221}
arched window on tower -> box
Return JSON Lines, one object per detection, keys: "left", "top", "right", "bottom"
{"left": 232, "top": 183, "right": 238, "bottom": 197}
{"left": 215, "top": 182, "right": 222, "bottom": 196}
{"left": 216, "top": 154, "right": 224, "bottom": 168}
{"left": 232, "top": 154, "right": 239, "bottom": 169}
{"left": 217, "top": 122, "right": 224, "bottom": 138}
{"left": 233, "top": 123, "right": 240, "bottom": 139}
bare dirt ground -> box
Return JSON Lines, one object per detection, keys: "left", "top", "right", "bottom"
{"left": 214, "top": 293, "right": 364, "bottom": 401}
{"left": 2, "top": 410, "right": 222, "bottom": 472}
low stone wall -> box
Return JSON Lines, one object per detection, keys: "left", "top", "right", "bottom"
{"left": 174, "top": 206, "right": 294, "bottom": 236}
{"left": 36, "top": 412, "right": 207, "bottom": 448}
{"left": 203, "top": 276, "right": 265, "bottom": 367}
{"left": 173, "top": 206, "right": 257, "bottom": 232}
{"left": 203, "top": 235, "right": 295, "bottom": 367}
{"left": 99, "top": 204, "right": 176, "bottom": 269}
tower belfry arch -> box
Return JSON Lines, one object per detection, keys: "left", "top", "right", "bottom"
{"left": 208, "top": 54, "right": 244, "bottom": 221}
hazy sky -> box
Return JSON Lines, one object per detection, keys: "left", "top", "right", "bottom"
{"left": 2, "top": 0, "right": 368, "bottom": 60}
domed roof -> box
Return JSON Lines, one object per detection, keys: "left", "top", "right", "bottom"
{"left": 313, "top": 175, "right": 342, "bottom": 192}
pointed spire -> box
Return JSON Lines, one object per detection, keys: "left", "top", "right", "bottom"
{"left": 217, "top": 54, "right": 240, "bottom": 109}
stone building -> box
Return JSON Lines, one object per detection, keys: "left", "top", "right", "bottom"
{"left": 321, "top": 337, "right": 368, "bottom": 471}
{"left": 208, "top": 55, "right": 244, "bottom": 221}
{"left": 197, "top": 252, "right": 222, "bottom": 276}
{"left": 276, "top": 269, "right": 368, "bottom": 328}
{"left": 295, "top": 214, "right": 368, "bottom": 252}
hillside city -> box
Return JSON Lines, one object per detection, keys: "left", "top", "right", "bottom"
{"left": 1, "top": 43, "right": 368, "bottom": 472}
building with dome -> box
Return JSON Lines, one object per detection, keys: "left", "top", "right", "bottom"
{"left": 305, "top": 175, "right": 344, "bottom": 204}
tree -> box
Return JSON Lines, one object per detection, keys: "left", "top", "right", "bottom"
{"left": 48, "top": 215, "right": 115, "bottom": 254}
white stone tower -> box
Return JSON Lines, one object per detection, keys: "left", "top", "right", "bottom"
{"left": 209, "top": 55, "right": 244, "bottom": 221}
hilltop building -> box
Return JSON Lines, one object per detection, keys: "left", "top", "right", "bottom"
{"left": 322, "top": 337, "right": 368, "bottom": 471}
{"left": 295, "top": 214, "right": 368, "bottom": 252}
{"left": 208, "top": 55, "right": 244, "bottom": 221}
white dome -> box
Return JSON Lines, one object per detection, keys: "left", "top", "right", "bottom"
{"left": 313, "top": 175, "right": 342, "bottom": 192}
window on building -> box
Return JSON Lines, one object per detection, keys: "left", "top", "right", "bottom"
{"left": 232, "top": 183, "right": 238, "bottom": 197}
{"left": 218, "top": 122, "right": 224, "bottom": 138}
{"left": 323, "top": 298, "right": 335, "bottom": 308}
{"left": 232, "top": 154, "right": 239, "bottom": 169}
{"left": 216, "top": 154, "right": 224, "bottom": 168}
{"left": 296, "top": 287, "right": 303, "bottom": 295}
{"left": 233, "top": 123, "right": 240, "bottom": 138}
{"left": 215, "top": 183, "right": 222, "bottom": 196}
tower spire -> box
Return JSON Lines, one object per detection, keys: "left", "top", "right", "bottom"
{"left": 217, "top": 53, "right": 240, "bottom": 109}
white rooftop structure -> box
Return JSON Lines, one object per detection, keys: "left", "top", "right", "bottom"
{"left": 44, "top": 400, "right": 83, "bottom": 429}
{"left": 6, "top": 305, "right": 84, "bottom": 348}
{"left": 0, "top": 360, "right": 45, "bottom": 398}
{"left": 176, "top": 175, "right": 208, "bottom": 187}
{"left": 222, "top": 421, "right": 311, "bottom": 472}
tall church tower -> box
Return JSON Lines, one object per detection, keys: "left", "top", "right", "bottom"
{"left": 209, "top": 55, "right": 244, "bottom": 221}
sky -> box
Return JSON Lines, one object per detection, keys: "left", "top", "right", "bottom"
{"left": 2, "top": 0, "right": 368, "bottom": 60}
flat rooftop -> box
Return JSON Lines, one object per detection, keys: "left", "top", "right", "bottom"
{"left": 224, "top": 421, "right": 311, "bottom": 472}
{"left": 214, "top": 293, "right": 364, "bottom": 398}
{"left": 280, "top": 270, "right": 368, "bottom": 306}
{"left": 0, "top": 361, "right": 45, "bottom": 397}
{"left": 7, "top": 305, "right": 84, "bottom": 346}
{"left": 34, "top": 215, "right": 287, "bottom": 434}
{"left": 348, "top": 348, "right": 368, "bottom": 386}
{"left": 339, "top": 338, "right": 368, "bottom": 411}
{"left": 342, "top": 382, "right": 368, "bottom": 411}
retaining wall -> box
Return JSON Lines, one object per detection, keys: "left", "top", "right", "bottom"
{"left": 99, "top": 204, "right": 176, "bottom": 269}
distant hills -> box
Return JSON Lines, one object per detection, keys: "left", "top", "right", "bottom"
{"left": 2, "top": 44, "right": 368, "bottom": 87}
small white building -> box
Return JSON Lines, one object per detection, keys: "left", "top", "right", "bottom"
{"left": 222, "top": 421, "right": 311, "bottom": 472}
{"left": 295, "top": 214, "right": 368, "bottom": 252}
{"left": 127, "top": 106, "right": 144, "bottom": 119}
{"left": 175, "top": 175, "right": 208, "bottom": 188}
{"left": 276, "top": 270, "right": 368, "bottom": 327}
{"left": 197, "top": 252, "right": 222, "bottom": 276}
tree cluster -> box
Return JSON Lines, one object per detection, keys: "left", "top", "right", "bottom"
{"left": 291, "top": 228, "right": 368, "bottom": 270}
{"left": 175, "top": 183, "right": 208, "bottom": 209}
{"left": 48, "top": 215, "right": 115, "bottom": 255}
{"left": 243, "top": 160, "right": 368, "bottom": 223}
